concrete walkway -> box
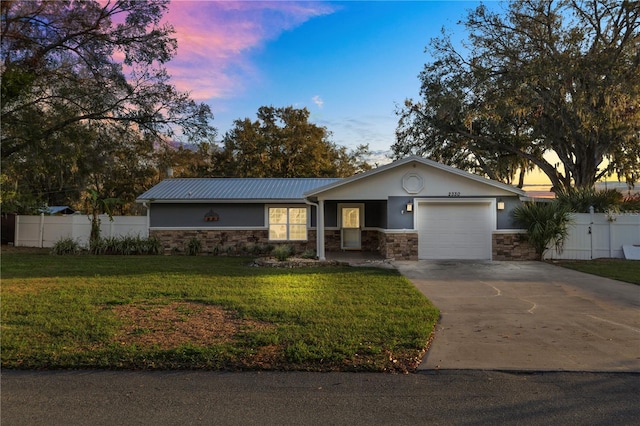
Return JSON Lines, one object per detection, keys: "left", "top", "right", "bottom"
{"left": 393, "top": 261, "right": 640, "bottom": 372}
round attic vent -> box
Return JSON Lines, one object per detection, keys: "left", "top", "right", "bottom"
{"left": 402, "top": 172, "right": 424, "bottom": 194}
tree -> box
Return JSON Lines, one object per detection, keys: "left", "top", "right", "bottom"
{"left": 512, "top": 201, "right": 573, "bottom": 260}
{"left": 84, "top": 188, "right": 120, "bottom": 247}
{"left": 1, "top": 0, "right": 215, "bottom": 212}
{"left": 155, "top": 140, "right": 219, "bottom": 180}
{"left": 394, "top": 0, "right": 640, "bottom": 190}
{"left": 217, "top": 106, "right": 371, "bottom": 178}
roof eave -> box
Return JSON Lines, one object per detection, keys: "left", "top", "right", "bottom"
{"left": 136, "top": 198, "right": 307, "bottom": 204}
{"left": 304, "top": 156, "right": 526, "bottom": 198}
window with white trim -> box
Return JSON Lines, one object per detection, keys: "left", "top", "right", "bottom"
{"left": 268, "top": 207, "right": 307, "bottom": 241}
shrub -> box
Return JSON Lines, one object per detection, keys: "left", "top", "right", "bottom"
{"left": 143, "top": 236, "right": 163, "bottom": 255}
{"left": 301, "top": 248, "right": 316, "bottom": 259}
{"left": 185, "top": 237, "right": 202, "bottom": 256}
{"left": 273, "top": 245, "right": 294, "bottom": 261}
{"left": 556, "top": 187, "right": 623, "bottom": 213}
{"left": 51, "top": 237, "right": 84, "bottom": 255}
{"left": 89, "top": 235, "right": 162, "bottom": 255}
{"left": 236, "top": 242, "right": 248, "bottom": 254}
{"left": 512, "top": 201, "right": 573, "bottom": 260}
{"left": 621, "top": 193, "right": 640, "bottom": 212}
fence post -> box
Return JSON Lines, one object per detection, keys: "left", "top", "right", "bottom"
{"left": 609, "top": 219, "right": 614, "bottom": 258}
{"left": 15, "top": 215, "right": 20, "bottom": 246}
{"left": 39, "top": 213, "right": 45, "bottom": 248}
{"left": 589, "top": 206, "right": 594, "bottom": 260}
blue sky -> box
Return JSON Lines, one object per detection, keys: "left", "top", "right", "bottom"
{"left": 164, "top": 1, "right": 483, "bottom": 163}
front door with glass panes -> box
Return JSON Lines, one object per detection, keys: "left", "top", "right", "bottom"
{"left": 340, "top": 204, "right": 363, "bottom": 250}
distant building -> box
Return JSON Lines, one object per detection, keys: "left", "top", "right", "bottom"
{"left": 39, "top": 206, "right": 77, "bottom": 215}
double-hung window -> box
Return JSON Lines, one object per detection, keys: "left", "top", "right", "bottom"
{"left": 268, "top": 206, "right": 307, "bottom": 241}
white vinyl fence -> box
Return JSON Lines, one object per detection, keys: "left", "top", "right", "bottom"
{"left": 544, "top": 212, "right": 640, "bottom": 260}
{"left": 14, "top": 214, "right": 148, "bottom": 248}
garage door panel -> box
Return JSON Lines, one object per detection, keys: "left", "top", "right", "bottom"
{"left": 418, "top": 203, "right": 492, "bottom": 260}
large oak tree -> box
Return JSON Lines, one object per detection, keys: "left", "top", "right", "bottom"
{"left": 394, "top": 0, "right": 640, "bottom": 190}
{"left": 217, "top": 106, "right": 371, "bottom": 178}
{"left": 1, "top": 0, "right": 215, "bottom": 212}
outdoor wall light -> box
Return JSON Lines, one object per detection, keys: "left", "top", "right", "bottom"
{"left": 406, "top": 202, "right": 413, "bottom": 212}
{"left": 204, "top": 209, "right": 219, "bottom": 222}
{"left": 497, "top": 200, "right": 505, "bottom": 210}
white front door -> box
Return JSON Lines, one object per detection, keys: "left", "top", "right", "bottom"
{"left": 340, "top": 205, "right": 363, "bottom": 250}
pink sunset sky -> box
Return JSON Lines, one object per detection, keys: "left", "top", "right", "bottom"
{"left": 149, "top": 0, "right": 555, "bottom": 186}
{"left": 156, "top": 1, "right": 470, "bottom": 154}
{"left": 162, "top": 1, "right": 336, "bottom": 101}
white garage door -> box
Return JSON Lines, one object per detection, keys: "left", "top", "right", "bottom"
{"left": 418, "top": 202, "right": 492, "bottom": 260}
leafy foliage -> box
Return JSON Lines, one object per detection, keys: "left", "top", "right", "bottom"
{"left": 51, "top": 238, "right": 84, "bottom": 256}
{"left": 395, "top": 0, "right": 640, "bottom": 190}
{"left": 273, "top": 245, "right": 295, "bottom": 261}
{"left": 556, "top": 188, "right": 624, "bottom": 213}
{"left": 217, "top": 106, "right": 371, "bottom": 178}
{"left": 1, "top": 1, "right": 215, "bottom": 212}
{"left": 185, "top": 237, "right": 202, "bottom": 256}
{"left": 621, "top": 194, "right": 640, "bottom": 212}
{"left": 513, "top": 201, "right": 573, "bottom": 260}
{"left": 90, "top": 235, "right": 162, "bottom": 255}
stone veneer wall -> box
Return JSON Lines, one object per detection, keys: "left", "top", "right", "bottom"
{"left": 492, "top": 233, "right": 537, "bottom": 260}
{"left": 324, "top": 230, "right": 341, "bottom": 252}
{"left": 379, "top": 232, "right": 419, "bottom": 260}
{"left": 151, "top": 229, "right": 316, "bottom": 255}
{"left": 152, "top": 229, "right": 537, "bottom": 261}
{"left": 151, "top": 228, "right": 393, "bottom": 258}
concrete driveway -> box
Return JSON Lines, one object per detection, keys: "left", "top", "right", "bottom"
{"left": 393, "top": 261, "right": 640, "bottom": 372}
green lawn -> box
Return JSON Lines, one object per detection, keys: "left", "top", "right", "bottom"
{"left": 1, "top": 253, "right": 439, "bottom": 372}
{"left": 554, "top": 259, "right": 640, "bottom": 285}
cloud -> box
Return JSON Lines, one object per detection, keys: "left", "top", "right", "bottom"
{"left": 162, "top": 1, "right": 336, "bottom": 101}
{"left": 312, "top": 95, "right": 324, "bottom": 108}
{"left": 314, "top": 114, "right": 397, "bottom": 152}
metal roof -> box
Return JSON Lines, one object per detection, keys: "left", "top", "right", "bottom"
{"left": 137, "top": 178, "right": 342, "bottom": 202}
{"left": 39, "top": 205, "right": 76, "bottom": 215}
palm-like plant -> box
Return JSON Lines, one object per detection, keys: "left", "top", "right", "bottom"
{"left": 84, "top": 189, "right": 122, "bottom": 248}
{"left": 555, "top": 188, "right": 623, "bottom": 213}
{"left": 512, "top": 201, "right": 573, "bottom": 261}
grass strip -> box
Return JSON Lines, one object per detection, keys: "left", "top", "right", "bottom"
{"left": 554, "top": 259, "right": 640, "bottom": 285}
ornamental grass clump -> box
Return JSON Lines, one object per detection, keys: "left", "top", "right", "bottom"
{"left": 90, "top": 235, "right": 162, "bottom": 255}
{"left": 273, "top": 245, "right": 294, "bottom": 261}
{"left": 51, "top": 237, "right": 84, "bottom": 255}
{"left": 185, "top": 237, "right": 202, "bottom": 256}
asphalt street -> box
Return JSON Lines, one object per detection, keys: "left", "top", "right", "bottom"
{"left": 2, "top": 370, "right": 639, "bottom": 425}
{"left": 3, "top": 261, "right": 639, "bottom": 425}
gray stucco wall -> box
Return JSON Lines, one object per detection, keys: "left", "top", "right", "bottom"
{"left": 388, "top": 196, "right": 415, "bottom": 229}
{"left": 387, "top": 196, "right": 523, "bottom": 230}
{"left": 496, "top": 196, "right": 523, "bottom": 229}
{"left": 150, "top": 203, "right": 265, "bottom": 228}
{"left": 149, "top": 196, "right": 522, "bottom": 230}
